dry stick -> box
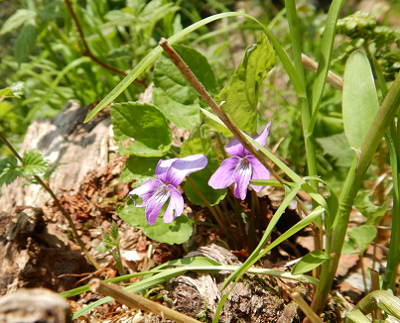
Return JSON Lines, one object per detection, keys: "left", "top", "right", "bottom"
{"left": 302, "top": 54, "right": 343, "bottom": 91}
{"left": 89, "top": 278, "right": 202, "bottom": 323}
{"left": 159, "top": 38, "right": 310, "bottom": 219}
{"left": 291, "top": 292, "right": 324, "bottom": 323}
{"left": 64, "top": 0, "right": 146, "bottom": 87}
{"left": 0, "top": 131, "right": 100, "bottom": 270}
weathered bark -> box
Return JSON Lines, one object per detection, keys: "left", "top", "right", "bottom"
{"left": 0, "top": 207, "right": 92, "bottom": 295}
{"left": 0, "top": 100, "right": 110, "bottom": 212}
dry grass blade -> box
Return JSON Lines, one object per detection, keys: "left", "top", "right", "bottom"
{"left": 89, "top": 279, "right": 202, "bottom": 323}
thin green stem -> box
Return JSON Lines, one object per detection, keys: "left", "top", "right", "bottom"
{"left": 0, "top": 131, "right": 100, "bottom": 270}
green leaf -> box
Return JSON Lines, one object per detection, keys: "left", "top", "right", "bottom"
{"left": 21, "top": 149, "right": 49, "bottom": 177}
{"left": 117, "top": 204, "right": 193, "bottom": 245}
{"left": 315, "top": 133, "right": 354, "bottom": 168}
{"left": 347, "top": 225, "right": 377, "bottom": 253}
{"left": 153, "top": 44, "right": 217, "bottom": 130}
{"left": 342, "top": 51, "right": 379, "bottom": 150}
{"left": 0, "top": 9, "right": 37, "bottom": 35}
{"left": 0, "top": 157, "right": 22, "bottom": 186}
{"left": 39, "top": 1, "right": 63, "bottom": 21}
{"left": 14, "top": 21, "right": 37, "bottom": 64}
{"left": 292, "top": 250, "right": 330, "bottom": 275}
{"left": 120, "top": 156, "right": 159, "bottom": 185}
{"left": 180, "top": 125, "right": 212, "bottom": 157}
{"left": 0, "top": 82, "right": 25, "bottom": 99}
{"left": 354, "top": 191, "right": 389, "bottom": 225}
{"left": 210, "top": 33, "right": 276, "bottom": 134}
{"left": 111, "top": 102, "right": 172, "bottom": 157}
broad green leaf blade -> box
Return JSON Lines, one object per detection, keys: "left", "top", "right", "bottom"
{"left": 211, "top": 33, "right": 276, "bottom": 134}
{"left": 180, "top": 125, "right": 212, "bottom": 157}
{"left": 84, "top": 12, "right": 302, "bottom": 123}
{"left": 0, "top": 157, "right": 22, "bottom": 186}
{"left": 14, "top": 21, "right": 37, "bottom": 64}
{"left": 120, "top": 156, "right": 159, "bottom": 185}
{"left": 117, "top": 204, "right": 192, "bottom": 245}
{"left": 111, "top": 102, "right": 172, "bottom": 157}
{"left": 0, "top": 82, "right": 25, "bottom": 99}
{"left": 343, "top": 51, "right": 379, "bottom": 150}
{"left": 347, "top": 225, "right": 377, "bottom": 253}
{"left": 153, "top": 45, "right": 217, "bottom": 130}
{"left": 292, "top": 250, "right": 330, "bottom": 275}
{"left": 21, "top": 149, "right": 48, "bottom": 177}
{"left": 354, "top": 191, "right": 389, "bottom": 226}
{"left": 38, "top": 1, "right": 63, "bottom": 21}
{"left": 0, "top": 9, "right": 37, "bottom": 35}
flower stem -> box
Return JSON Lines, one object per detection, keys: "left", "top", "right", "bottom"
{"left": 0, "top": 131, "right": 100, "bottom": 270}
{"left": 185, "top": 177, "right": 239, "bottom": 249}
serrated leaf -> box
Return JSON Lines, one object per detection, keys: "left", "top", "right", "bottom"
{"left": 21, "top": 149, "right": 49, "bottom": 177}
{"left": 39, "top": 1, "right": 63, "bottom": 21}
{"left": 111, "top": 102, "right": 172, "bottom": 157}
{"left": 117, "top": 204, "right": 193, "bottom": 245}
{"left": 0, "top": 157, "right": 22, "bottom": 186}
{"left": 292, "top": 250, "right": 330, "bottom": 275}
{"left": 14, "top": 21, "right": 37, "bottom": 64}
{"left": 0, "top": 82, "right": 26, "bottom": 99}
{"left": 354, "top": 191, "right": 389, "bottom": 225}
{"left": 120, "top": 156, "right": 158, "bottom": 185}
{"left": 209, "top": 33, "right": 276, "bottom": 134}
{"left": 0, "top": 9, "right": 37, "bottom": 35}
{"left": 153, "top": 45, "right": 217, "bottom": 130}
{"left": 315, "top": 133, "right": 354, "bottom": 168}
{"left": 342, "top": 51, "right": 379, "bottom": 150}
{"left": 347, "top": 225, "right": 377, "bottom": 253}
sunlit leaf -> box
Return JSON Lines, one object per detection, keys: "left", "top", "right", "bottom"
{"left": 0, "top": 157, "right": 21, "bottom": 186}
{"left": 120, "top": 156, "right": 158, "bottom": 185}
{"left": 117, "top": 204, "right": 192, "bottom": 245}
{"left": 292, "top": 250, "right": 330, "bottom": 275}
{"left": 0, "top": 9, "right": 37, "bottom": 35}
{"left": 111, "top": 102, "right": 172, "bottom": 157}
{"left": 21, "top": 149, "right": 49, "bottom": 177}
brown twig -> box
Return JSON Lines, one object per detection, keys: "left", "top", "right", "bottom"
{"left": 302, "top": 54, "right": 343, "bottom": 91}
{"left": 0, "top": 131, "right": 100, "bottom": 270}
{"left": 64, "top": 0, "right": 146, "bottom": 87}
{"left": 89, "top": 278, "right": 202, "bottom": 323}
{"left": 159, "top": 38, "right": 310, "bottom": 218}
{"left": 291, "top": 292, "right": 324, "bottom": 323}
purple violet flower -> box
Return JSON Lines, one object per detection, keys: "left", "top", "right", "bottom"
{"left": 129, "top": 154, "right": 208, "bottom": 225}
{"left": 208, "top": 122, "right": 271, "bottom": 200}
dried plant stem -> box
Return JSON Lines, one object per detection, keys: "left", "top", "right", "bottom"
{"left": 64, "top": 0, "right": 146, "bottom": 87}
{"left": 89, "top": 278, "right": 202, "bottom": 323}
{"left": 0, "top": 131, "right": 100, "bottom": 270}
{"left": 159, "top": 38, "right": 311, "bottom": 225}
{"left": 301, "top": 54, "right": 343, "bottom": 91}
{"left": 291, "top": 292, "right": 323, "bottom": 323}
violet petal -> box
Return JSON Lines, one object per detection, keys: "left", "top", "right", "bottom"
{"left": 254, "top": 121, "right": 271, "bottom": 147}
{"left": 233, "top": 158, "right": 253, "bottom": 199}
{"left": 208, "top": 157, "right": 239, "bottom": 189}
{"left": 155, "top": 158, "right": 177, "bottom": 183}
{"left": 163, "top": 185, "right": 184, "bottom": 223}
{"left": 247, "top": 156, "right": 270, "bottom": 192}
{"left": 145, "top": 184, "right": 170, "bottom": 225}
{"left": 129, "top": 179, "right": 163, "bottom": 206}
{"left": 165, "top": 154, "right": 208, "bottom": 187}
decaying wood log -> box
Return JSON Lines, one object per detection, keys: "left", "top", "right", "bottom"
{"left": 0, "top": 207, "right": 92, "bottom": 295}
{"left": 0, "top": 100, "right": 110, "bottom": 212}
{"left": 0, "top": 288, "right": 71, "bottom": 323}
